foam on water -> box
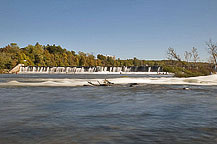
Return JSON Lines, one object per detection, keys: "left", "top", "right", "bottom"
{"left": 1, "top": 74, "right": 217, "bottom": 87}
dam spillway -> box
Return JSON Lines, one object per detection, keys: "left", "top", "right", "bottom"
{"left": 17, "top": 66, "right": 163, "bottom": 74}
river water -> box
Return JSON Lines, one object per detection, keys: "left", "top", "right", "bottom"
{"left": 0, "top": 74, "right": 217, "bottom": 144}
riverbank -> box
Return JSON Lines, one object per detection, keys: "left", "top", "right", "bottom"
{"left": 0, "top": 69, "right": 9, "bottom": 74}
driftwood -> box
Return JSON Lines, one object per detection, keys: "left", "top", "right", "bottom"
{"left": 87, "top": 79, "right": 114, "bottom": 86}
{"left": 87, "top": 81, "right": 98, "bottom": 86}
{"left": 104, "top": 79, "right": 114, "bottom": 85}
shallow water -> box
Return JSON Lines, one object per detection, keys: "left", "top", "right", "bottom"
{"left": 0, "top": 74, "right": 217, "bottom": 144}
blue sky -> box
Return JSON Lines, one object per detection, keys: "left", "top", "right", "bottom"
{"left": 1, "top": 0, "right": 217, "bottom": 60}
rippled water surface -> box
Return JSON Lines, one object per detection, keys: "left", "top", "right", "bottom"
{"left": 0, "top": 74, "right": 217, "bottom": 144}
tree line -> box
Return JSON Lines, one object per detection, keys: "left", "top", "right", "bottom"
{"left": 0, "top": 40, "right": 216, "bottom": 77}
{"left": 0, "top": 42, "right": 164, "bottom": 73}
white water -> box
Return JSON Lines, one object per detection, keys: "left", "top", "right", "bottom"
{"left": 18, "top": 72, "right": 166, "bottom": 75}
{"left": 18, "top": 66, "right": 162, "bottom": 74}
{"left": 1, "top": 74, "right": 217, "bottom": 87}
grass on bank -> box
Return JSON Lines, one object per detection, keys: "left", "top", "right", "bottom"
{"left": 163, "top": 65, "right": 215, "bottom": 77}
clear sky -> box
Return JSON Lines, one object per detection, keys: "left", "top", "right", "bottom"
{"left": 1, "top": 0, "right": 217, "bottom": 60}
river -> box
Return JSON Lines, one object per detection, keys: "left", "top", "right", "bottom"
{"left": 0, "top": 74, "right": 217, "bottom": 144}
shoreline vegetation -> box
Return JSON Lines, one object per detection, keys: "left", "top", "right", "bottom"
{"left": 0, "top": 41, "right": 217, "bottom": 77}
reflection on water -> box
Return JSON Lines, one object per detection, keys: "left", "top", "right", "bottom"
{"left": 0, "top": 74, "right": 217, "bottom": 143}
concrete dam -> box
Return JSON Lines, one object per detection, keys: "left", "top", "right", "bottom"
{"left": 14, "top": 65, "right": 163, "bottom": 74}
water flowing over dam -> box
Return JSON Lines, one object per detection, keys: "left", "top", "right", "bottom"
{"left": 17, "top": 65, "right": 163, "bottom": 74}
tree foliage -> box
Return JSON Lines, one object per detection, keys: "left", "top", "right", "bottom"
{"left": 0, "top": 43, "right": 164, "bottom": 70}
{"left": 0, "top": 42, "right": 216, "bottom": 77}
{"left": 166, "top": 46, "right": 214, "bottom": 77}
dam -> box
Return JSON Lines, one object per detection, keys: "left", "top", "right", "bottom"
{"left": 12, "top": 64, "right": 165, "bottom": 74}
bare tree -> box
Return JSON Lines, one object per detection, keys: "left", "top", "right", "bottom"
{"left": 184, "top": 51, "right": 192, "bottom": 63}
{"left": 167, "top": 47, "right": 187, "bottom": 67}
{"left": 206, "top": 39, "right": 217, "bottom": 65}
{"left": 191, "top": 47, "right": 199, "bottom": 64}
{"left": 167, "top": 47, "right": 182, "bottom": 61}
